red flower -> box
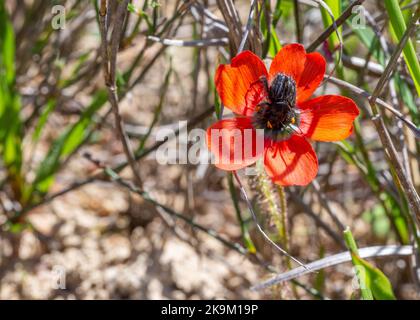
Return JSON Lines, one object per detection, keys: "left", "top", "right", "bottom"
{"left": 206, "top": 44, "right": 359, "bottom": 186}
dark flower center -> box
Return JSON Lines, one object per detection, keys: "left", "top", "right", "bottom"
{"left": 252, "top": 73, "right": 300, "bottom": 141}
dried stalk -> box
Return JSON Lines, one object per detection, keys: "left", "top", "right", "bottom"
{"left": 216, "top": 0, "right": 242, "bottom": 54}
{"left": 307, "top": 0, "right": 366, "bottom": 52}
{"left": 368, "top": 7, "right": 420, "bottom": 225}
{"left": 99, "top": 0, "right": 143, "bottom": 188}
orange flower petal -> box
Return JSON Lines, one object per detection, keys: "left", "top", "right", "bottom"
{"left": 206, "top": 117, "right": 264, "bottom": 171}
{"left": 269, "top": 43, "right": 306, "bottom": 83}
{"left": 269, "top": 44, "right": 326, "bottom": 103}
{"left": 299, "top": 95, "right": 359, "bottom": 141}
{"left": 296, "top": 52, "right": 326, "bottom": 103}
{"left": 264, "top": 135, "right": 318, "bottom": 186}
{"left": 215, "top": 51, "right": 268, "bottom": 116}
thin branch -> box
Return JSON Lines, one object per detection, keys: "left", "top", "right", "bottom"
{"left": 95, "top": 158, "right": 326, "bottom": 299}
{"left": 307, "top": 0, "right": 365, "bottom": 52}
{"left": 325, "top": 76, "right": 420, "bottom": 138}
{"left": 370, "top": 6, "right": 420, "bottom": 102}
{"left": 311, "top": 180, "right": 346, "bottom": 231}
{"left": 311, "top": 0, "right": 343, "bottom": 82}
{"left": 216, "top": 0, "right": 243, "bottom": 54}
{"left": 190, "top": 2, "right": 229, "bottom": 34}
{"left": 99, "top": 0, "right": 143, "bottom": 187}
{"left": 367, "top": 7, "right": 420, "bottom": 225}
{"left": 99, "top": 0, "right": 109, "bottom": 82}
{"left": 87, "top": 158, "right": 247, "bottom": 255}
{"left": 342, "top": 55, "right": 384, "bottom": 77}
{"left": 237, "top": 0, "right": 257, "bottom": 53}
{"left": 147, "top": 35, "right": 228, "bottom": 47}
{"left": 19, "top": 106, "right": 215, "bottom": 214}
{"left": 288, "top": 190, "right": 346, "bottom": 249}
{"left": 293, "top": 0, "right": 303, "bottom": 43}
{"left": 252, "top": 245, "right": 414, "bottom": 290}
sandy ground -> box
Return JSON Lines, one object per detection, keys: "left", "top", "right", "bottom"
{"left": 1, "top": 180, "right": 268, "bottom": 299}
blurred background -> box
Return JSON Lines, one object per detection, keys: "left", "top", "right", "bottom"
{"left": 0, "top": 0, "right": 419, "bottom": 299}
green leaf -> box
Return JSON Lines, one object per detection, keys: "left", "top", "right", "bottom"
{"left": 320, "top": 0, "right": 342, "bottom": 50}
{"left": 320, "top": 0, "right": 344, "bottom": 79}
{"left": 151, "top": 1, "right": 161, "bottom": 9}
{"left": 137, "top": 64, "right": 172, "bottom": 152}
{"left": 351, "top": 253, "right": 396, "bottom": 300}
{"left": 386, "top": 194, "right": 409, "bottom": 244}
{"left": 212, "top": 77, "right": 221, "bottom": 119}
{"left": 260, "top": 2, "right": 282, "bottom": 58}
{"left": 384, "top": 0, "right": 420, "bottom": 96}
{"left": 314, "top": 247, "right": 326, "bottom": 294}
{"left": 32, "top": 90, "right": 107, "bottom": 194}
{"left": 228, "top": 173, "right": 256, "bottom": 254}
{"left": 7, "top": 221, "right": 28, "bottom": 234}
{"left": 268, "top": 29, "right": 282, "bottom": 58}
{"left": 395, "top": 72, "right": 419, "bottom": 125}
{"left": 272, "top": 0, "right": 283, "bottom": 27}
{"left": 362, "top": 204, "right": 391, "bottom": 239}
{"left": 127, "top": 3, "right": 137, "bottom": 13}
{"left": 344, "top": 228, "right": 396, "bottom": 300}
{"left": 32, "top": 99, "right": 57, "bottom": 142}
{"left": 126, "top": 2, "right": 153, "bottom": 33}
{"left": 0, "top": 2, "right": 24, "bottom": 199}
{"left": 60, "top": 52, "right": 90, "bottom": 88}
{"left": 278, "top": 0, "right": 293, "bottom": 19}
{"left": 350, "top": 24, "right": 386, "bottom": 65}
{"left": 0, "top": 3, "right": 15, "bottom": 85}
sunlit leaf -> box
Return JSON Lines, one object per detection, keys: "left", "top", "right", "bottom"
{"left": 344, "top": 228, "right": 396, "bottom": 300}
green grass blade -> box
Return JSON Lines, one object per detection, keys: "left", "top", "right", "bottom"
{"left": 137, "top": 64, "right": 172, "bottom": 152}
{"left": 320, "top": 0, "right": 342, "bottom": 50}
{"left": 32, "top": 90, "right": 107, "bottom": 195}
{"left": 32, "top": 99, "right": 57, "bottom": 142}
{"left": 0, "top": 5, "right": 15, "bottom": 85}
{"left": 320, "top": 0, "right": 344, "bottom": 79}
{"left": 0, "top": 2, "right": 24, "bottom": 200}
{"left": 228, "top": 173, "right": 256, "bottom": 254}
{"left": 260, "top": 1, "right": 282, "bottom": 58}
{"left": 384, "top": 0, "right": 420, "bottom": 96}
{"left": 350, "top": 24, "right": 386, "bottom": 65}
